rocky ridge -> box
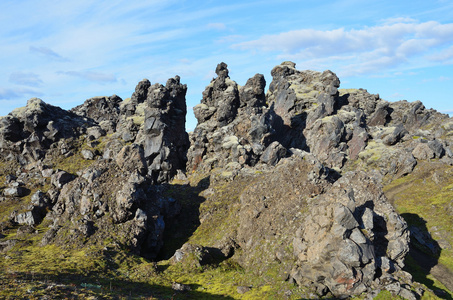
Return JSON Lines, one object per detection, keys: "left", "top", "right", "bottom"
{"left": 0, "top": 62, "right": 452, "bottom": 299}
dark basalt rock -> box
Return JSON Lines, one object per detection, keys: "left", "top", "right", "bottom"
{"left": 71, "top": 95, "right": 122, "bottom": 124}
{"left": 1, "top": 61, "right": 452, "bottom": 298}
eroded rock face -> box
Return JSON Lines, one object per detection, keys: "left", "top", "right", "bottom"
{"left": 45, "top": 159, "right": 178, "bottom": 259}
{"left": 140, "top": 76, "right": 189, "bottom": 184}
{"left": 71, "top": 95, "right": 122, "bottom": 125}
{"left": 235, "top": 156, "right": 410, "bottom": 298}
{"left": 0, "top": 76, "right": 189, "bottom": 260}
{"left": 188, "top": 62, "right": 440, "bottom": 173}
{"left": 187, "top": 63, "right": 274, "bottom": 172}
{"left": 1, "top": 61, "right": 452, "bottom": 298}
{"left": 0, "top": 98, "right": 93, "bottom": 164}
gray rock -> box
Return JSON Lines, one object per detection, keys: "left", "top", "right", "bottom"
{"left": 378, "top": 256, "right": 394, "bottom": 273}
{"left": 81, "top": 168, "right": 104, "bottom": 183}
{"left": 116, "top": 144, "right": 147, "bottom": 175}
{"left": 41, "top": 168, "right": 54, "bottom": 178}
{"left": 412, "top": 143, "right": 435, "bottom": 160}
{"left": 87, "top": 126, "right": 106, "bottom": 139}
{"left": 350, "top": 228, "right": 367, "bottom": 244}
{"left": 239, "top": 74, "right": 266, "bottom": 109}
{"left": 260, "top": 141, "right": 286, "bottom": 165}
{"left": 334, "top": 204, "right": 358, "bottom": 230}
{"left": 237, "top": 286, "right": 252, "bottom": 294}
{"left": 399, "top": 288, "right": 417, "bottom": 300}
{"left": 51, "top": 170, "right": 73, "bottom": 188}
{"left": 71, "top": 95, "right": 122, "bottom": 123}
{"left": 0, "top": 239, "right": 17, "bottom": 253}
{"left": 338, "top": 239, "right": 362, "bottom": 266}
{"left": 15, "top": 210, "right": 41, "bottom": 225}
{"left": 428, "top": 139, "right": 445, "bottom": 158}
{"left": 383, "top": 124, "right": 407, "bottom": 145}
{"left": 31, "top": 190, "right": 49, "bottom": 207}
{"left": 3, "top": 186, "right": 26, "bottom": 197}
{"left": 171, "top": 282, "right": 191, "bottom": 292}
{"left": 81, "top": 149, "right": 95, "bottom": 160}
{"left": 5, "top": 174, "right": 17, "bottom": 183}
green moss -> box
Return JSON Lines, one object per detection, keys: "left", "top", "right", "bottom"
{"left": 384, "top": 162, "right": 453, "bottom": 297}
{"left": 54, "top": 153, "right": 94, "bottom": 175}
{"left": 358, "top": 141, "right": 385, "bottom": 163}
{"left": 372, "top": 290, "right": 405, "bottom": 300}
{"left": 339, "top": 88, "right": 360, "bottom": 96}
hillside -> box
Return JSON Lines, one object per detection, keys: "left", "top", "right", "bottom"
{"left": 0, "top": 62, "right": 452, "bottom": 299}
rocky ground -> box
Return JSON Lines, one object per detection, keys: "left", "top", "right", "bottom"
{"left": 0, "top": 62, "right": 452, "bottom": 299}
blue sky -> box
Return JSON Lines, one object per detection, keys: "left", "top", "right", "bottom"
{"left": 1, "top": 0, "right": 453, "bottom": 131}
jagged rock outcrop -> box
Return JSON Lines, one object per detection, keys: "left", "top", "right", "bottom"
{"left": 110, "top": 76, "right": 189, "bottom": 183}
{"left": 1, "top": 61, "right": 452, "bottom": 299}
{"left": 71, "top": 95, "right": 122, "bottom": 124}
{"left": 187, "top": 62, "right": 275, "bottom": 172}
{"left": 234, "top": 154, "right": 413, "bottom": 298}
{"left": 0, "top": 76, "right": 189, "bottom": 260}
{"left": 43, "top": 158, "right": 180, "bottom": 259}
{"left": 0, "top": 98, "right": 93, "bottom": 164}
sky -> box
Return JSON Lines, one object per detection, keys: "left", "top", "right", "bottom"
{"left": 1, "top": 0, "right": 453, "bottom": 131}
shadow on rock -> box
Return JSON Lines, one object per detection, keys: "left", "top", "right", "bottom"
{"left": 157, "top": 176, "right": 211, "bottom": 260}
{"left": 401, "top": 213, "right": 452, "bottom": 299}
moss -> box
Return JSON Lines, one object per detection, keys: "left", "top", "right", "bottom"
{"left": 338, "top": 88, "right": 360, "bottom": 96}
{"left": 358, "top": 141, "right": 385, "bottom": 163}
{"left": 129, "top": 115, "right": 145, "bottom": 126}
{"left": 53, "top": 153, "right": 94, "bottom": 175}
{"left": 384, "top": 161, "right": 453, "bottom": 297}
{"left": 289, "top": 82, "right": 320, "bottom": 105}
{"left": 372, "top": 290, "right": 405, "bottom": 299}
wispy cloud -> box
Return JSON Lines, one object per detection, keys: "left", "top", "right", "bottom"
{"left": 207, "top": 23, "right": 227, "bottom": 30}
{"left": 380, "top": 17, "right": 418, "bottom": 25}
{"left": 440, "top": 110, "right": 453, "bottom": 115}
{"left": 428, "top": 45, "right": 453, "bottom": 62}
{"left": 233, "top": 21, "right": 453, "bottom": 76}
{"left": 9, "top": 72, "right": 43, "bottom": 87}
{"left": 390, "top": 92, "right": 404, "bottom": 98}
{"left": 0, "top": 87, "right": 42, "bottom": 100}
{"left": 58, "top": 70, "right": 117, "bottom": 83}
{"left": 216, "top": 35, "right": 244, "bottom": 44}
{"left": 29, "top": 46, "right": 69, "bottom": 61}
{"left": 422, "top": 75, "right": 452, "bottom": 83}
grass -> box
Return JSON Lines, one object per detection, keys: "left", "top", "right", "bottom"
{"left": 0, "top": 231, "right": 303, "bottom": 299}
{"left": 384, "top": 161, "right": 453, "bottom": 298}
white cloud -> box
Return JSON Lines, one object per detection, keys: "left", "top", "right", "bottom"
{"left": 58, "top": 71, "right": 117, "bottom": 83}
{"left": 0, "top": 87, "right": 42, "bottom": 100}
{"left": 30, "top": 46, "right": 69, "bottom": 61}
{"left": 440, "top": 110, "right": 453, "bottom": 115}
{"left": 233, "top": 21, "right": 453, "bottom": 76}
{"left": 9, "top": 72, "right": 43, "bottom": 87}
{"left": 428, "top": 45, "right": 453, "bottom": 62}
{"left": 381, "top": 17, "right": 418, "bottom": 25}
{"left": 207, "top": 23, "right": 227, "bottom": 30}
{"left": 390, "top": 92, "right": 404, "bottom": 98}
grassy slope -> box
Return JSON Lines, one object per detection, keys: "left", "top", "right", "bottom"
{"left": 384, "top": 161, "right": 453, "bottom": 299}
{"left": 0, "top": 171, "right": 303, "bottom": 299}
